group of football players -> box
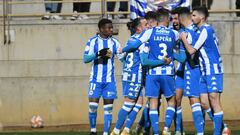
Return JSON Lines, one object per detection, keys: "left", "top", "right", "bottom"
{"left": 84, "top": 5, "right": 230, "bottom": 135}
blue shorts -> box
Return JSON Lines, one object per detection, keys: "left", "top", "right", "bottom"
{"left": 145, "top": 75, "right": 175, "bottom": 98}
{"left": 175, "top": 75, "right": 184, "bottom": 90}
{"left": 184, "top": 68, "right": 201, "bottom": 97}
{"left": 88, "top": 81, "right": 117, "bottom": 99}
{"left": 123, "top": 82, "right": 143, "bottom": 100}
{"left": 200, "top": 74, "right": 223, "bottom": 94}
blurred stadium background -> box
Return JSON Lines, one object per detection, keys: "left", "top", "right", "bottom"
{"left": 0, "top": 0, "right": 239, "bottom": 134}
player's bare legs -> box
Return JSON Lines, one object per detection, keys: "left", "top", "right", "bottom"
{"left": 176, "top": 89, "right": 183, "bottom": 108}
{"left": 200, "top": 93, "right": 230, "bottom": 135}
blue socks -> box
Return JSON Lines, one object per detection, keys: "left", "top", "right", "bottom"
{"left": 89, "top": 102, "right": 99, "bottom": 133}
{"left": 175, "top": 106, "right": 183, "bottom": 132}
{"left": 191, "top": 103, "right": 204, "bottom": 134}
{"left": 149, "top": 109, "right": 159, "bottom": 135}
{"left": 143, "top": 103, "right": 151, "bottom": 132}
{"left": 125, "top": 104, "right": 142, "bottom": 130}
{"left": 103, "top": 104, "right": 113, "bottom": 134}
{"left": 213, "top": 111, "right": 224, "bottom": 135}
{"left": 164, "top": 106, "right": 175, "bottom": 129}
{"left": 113, "top": 102, "right": 134, "bottom": 134}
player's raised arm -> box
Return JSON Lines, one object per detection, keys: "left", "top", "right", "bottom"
{"left": 122, "top": 29, "right": 153, "bottom": 53}
{"left": 180, "top": 28, "right": 207, "bottom": 55}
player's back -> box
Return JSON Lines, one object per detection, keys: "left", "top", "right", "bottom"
{"left": 147, "top": 26, "right": 178, "bottom": 75}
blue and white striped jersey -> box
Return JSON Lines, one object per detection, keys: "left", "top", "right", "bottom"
{"left": 84, "top": 34, "right": 121, "bottom": 83}
{"left": 193, "top": 24, "right": 223, "bottom": 75}
{"left": 122, "top": 34, "right": 144, "bottom": 84}
{"left": 184, "top": 24, "right": 200, "bottom": 70}
{"left": 138, "top": 26, "right": 179, "bottom": 75}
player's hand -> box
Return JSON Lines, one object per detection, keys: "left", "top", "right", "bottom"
{"left": 163, "top": 57, "right": 171, "bottom": 65}
{"left": 105, "top": 49, "right": 112, "bottom": 58}
{"left": 117, "top": 47, "right": 122, "bottom": 54}
{"left": 96, "top": 48, "right": 110, "bottom": 57}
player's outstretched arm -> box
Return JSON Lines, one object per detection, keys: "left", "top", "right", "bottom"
{"left": 173, "top": 50, "right": 186, "bottom": 63}
{"left": 140, "top": 52, "right": 166, "bottom": 67}
{"left": 83, "top": 53, "right": 97, "bottom": 63}
{"left": 122, "top": 38, "right": 142, "bottom": 53}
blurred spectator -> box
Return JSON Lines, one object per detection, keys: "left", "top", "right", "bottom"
{"left": 192, "top": 0, "right": 213, "bottom": 9}
{"left": 237, "top": 0, "right": 240, "bottom": 16}
{"left": 42, "top": 0, "right": 62, "bottom": 20}
{"left": 107, "top": 2, "right": 128, "bottom": 19}
{"left": 70, "top": 2, "right": 91, "bottom": 20}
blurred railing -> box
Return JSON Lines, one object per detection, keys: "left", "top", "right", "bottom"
{"left": 0, "top": 0, "right": 130, "bottom": 17}
{"left": 0, "top": 0, "right": 240, "bottom": 44}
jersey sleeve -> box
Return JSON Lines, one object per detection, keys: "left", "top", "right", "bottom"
{"left": 115, "top": 40, "right": 125, "bottom": 60}
{"left": 139, "top": 42, "right": 150, "bottom": 54}
{"left": 173, "top": 29, "right": 179, "bottom": 41}
{"left": 84, "top": 39, "right": 95, "bottom": 55}
{"left": 83, "top": 38, "right": 97, "bottom": 63}
{"left": 138, "top": 29, "right": 153, "bottom": 43}
{"left": 193, "top": 28, "right": 208, "bottom": 50}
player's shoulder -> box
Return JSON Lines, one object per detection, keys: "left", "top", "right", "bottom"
{"left": 88, "top": 35, "right": 98, "bottom": 42}
{"left": 201, "top": 24, "right": 214, "bottom": 32}
{"left": 111, "top": 36, "right": 120, "bottom": 43}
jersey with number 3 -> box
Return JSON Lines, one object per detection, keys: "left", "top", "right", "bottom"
{"left": 122, "top": 34, "right": 144, "bottom": 84}
{"left": 138, "top": 26, "right": 179, "bottom": 75}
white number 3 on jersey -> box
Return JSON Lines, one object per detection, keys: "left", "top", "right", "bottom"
{"left": 158, "top": 43, "right": 168, "bottom": 60}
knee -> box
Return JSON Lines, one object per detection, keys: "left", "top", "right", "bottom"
{"left": 122, "top": 102, "right": 135, "bottom": 112}
{"left": 89, "top": 102, "right": 99, "bottom": 113}
{"left": 133, "top": 104, "right": 142, "bottom": 113}
{"left": 104, "top": 104, "right": 113, "bottom": 115}
{"left": 201, "top": 101, "right": 209, "bottom": 110}
{"left": 175, "top": 97, "right": 182, "bottom": 106}
{"left": 167, "top": 97, "right": 176, "bottom": 107}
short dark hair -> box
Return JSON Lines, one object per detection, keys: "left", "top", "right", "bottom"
{"left": 178, "top": 7, "right": 191, "bottom": 16}
{"left": 145, "top": 11, "right": 157, "bottom": 20}
{"left": 193, "top": 6, "right": 209, "bottom": 19}
{"left": 127, "top": 17, "right": 144, "bottom": 30}
{"left": 127, "top": 17, "right": 144, "bottom": 35}
{"left": 156, "top": 8, "right": 170, "bottom": 22}
{"left": 98, "top": 18, "right": 112, "bottom": 29}
{"left": 171, "top": 7, "right": 182, "bottom": 14}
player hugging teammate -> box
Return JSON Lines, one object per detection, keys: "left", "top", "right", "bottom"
{"left": 84, "top": 6, "right": 230, "bottom": 135}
